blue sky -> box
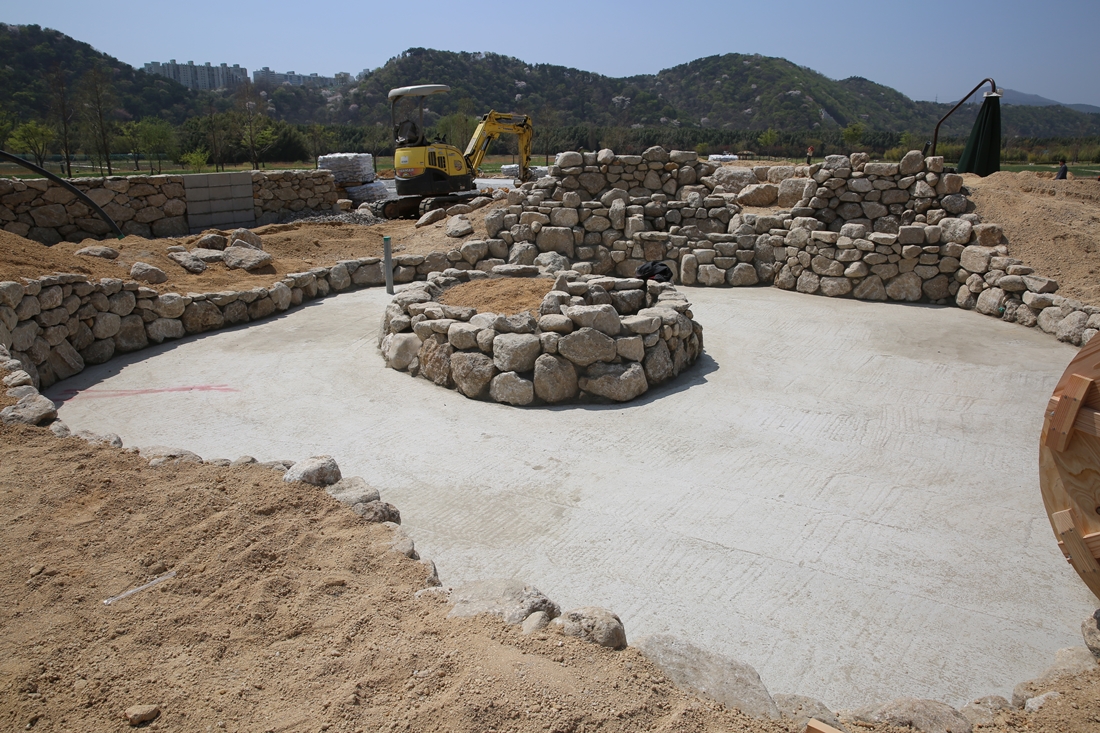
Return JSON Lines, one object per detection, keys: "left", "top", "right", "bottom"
{"left": 6, "top": 0, "right": 1100, "bottom": 106}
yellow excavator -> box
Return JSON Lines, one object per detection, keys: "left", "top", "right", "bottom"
{"left": 369, "top": 84, "right": 534, "bottom": 219}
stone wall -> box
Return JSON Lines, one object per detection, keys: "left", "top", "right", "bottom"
{"left": 378, "top": 272, "right": 702, "bottom": 405}
{"left": 0, "top": 255, "right": 392, "bottom": 391}
{"left": 0, "top": 175, "right": 189, "bottom": 244}
{"left": 253, "top": 170, "right": 340, "bottom": 226}
{"left": 0, "top": 170, "right": 341, "bottom": 244}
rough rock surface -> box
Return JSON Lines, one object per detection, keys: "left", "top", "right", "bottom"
{"left": 550, "top": 607, "right": 627, "bottom": 650}
{"left": 283, "top": 455, "right": 342, "bottom": 486}
{"left": 636, "top": 634, "right": 780, "bottom": 719}
{"left": 447, "top": 579, "right": 560, "bottom": 625}
{"left": 845, "top": 697, "right": 972, "bottom": 733}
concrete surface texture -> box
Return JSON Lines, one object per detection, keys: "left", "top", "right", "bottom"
{"left": 48, "top": 286, "right": 1097, "bottom": 709}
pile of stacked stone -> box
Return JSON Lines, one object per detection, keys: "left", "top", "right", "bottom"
{"left": 803, "top": 150, "right": 964, "bottom": 235}
{"left": 316, "top": 153, "right": 376, "bottom": 185}
{"left": 0, "top": 253, "right": 407, "bottom": 391}
{"left": 499, "top": 164, "right": 550, "bottom": 179}
{"left": 0, "top": 175, "right": 189, "bottom": 244}
{"left": 483, "top": 147, "right": 747, "bottom": 281}
{"left": 378, "top": 272, "right": 702, "bottom": 405}
{"left": 951, "top": 234, "right": 1097, "bottom": 346}
{"left": 252, "top": 170, "right": 340, "bottom": 226}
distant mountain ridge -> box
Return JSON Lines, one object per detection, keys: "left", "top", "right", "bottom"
{"left": 961, "top": 87, "right": 1100, "bottom": 115}
{"left": 2, "top": 24, "right": 1098, "bottom": 141}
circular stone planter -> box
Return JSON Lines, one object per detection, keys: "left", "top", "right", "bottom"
{"left": 379, "top": 270, "right": 703, "bottom": 405}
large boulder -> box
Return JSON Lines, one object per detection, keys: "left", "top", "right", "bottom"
{"left": 130, "top": 262, "right": 167, "bottom": 284}
{"left": 712, "top": 166, "right": 759, "bottom": 193}
{"left": 450, "top": 351, "right": 497, "bottom": 399}
{"left": 550, "top": 606, "right": 626, "bottom": 649}
{"left": 228, "top": 228, "right": 263, "bottom": 249}
{"left": 492, "top": 333, "right": 541, "bottom": 373}
{"left": 223, "top": 246, "right": 273, "bottom": 271}
{"left": 383, "top": 333, "right": 421, "bottom": 370}
{"left": 777, "top": 178, "right": 812, "bottom": 208}
{"left": 885, "top": 272, "right": 922, "bottom": 302}
{"left": 446, "top": 215, "right": 473, "bottom": 238}
{"left": 579, "top": 362, "right": 648, "bottom": 402}
{"left": 489, "top": 371, "right": 534, "bottom": 405}
{"left": 557, "top": 327, "right": 616, "bottom": 367}
{"left": 636, "top": 634, "right": 780, "bottom": 719}
{"left": 563, "top": 304, "right": 620, "bottom": 336}
{"left": 1, "top": 394, "right": 57, "bottom": 426}
{"left": 845, "top": 697, "right": 971, "bottom": 733}
{"left": 448, "top": 579, "right": 560, "bottom": 625}
{"left": 284, "top": 455, "right": 342, "bottom": 486}
{"left": 737, "top": 183, "right": 779, "bottom": 207}
{"left": 533, "top": 353, "right": 577, "bottom": 403}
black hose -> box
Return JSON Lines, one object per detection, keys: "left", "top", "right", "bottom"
{"left": 0, "top": 150, "right": 124, "bottom": 240}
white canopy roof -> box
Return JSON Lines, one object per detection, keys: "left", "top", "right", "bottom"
{"left": 388, "top": 84, "right": 450, "bottom": 100}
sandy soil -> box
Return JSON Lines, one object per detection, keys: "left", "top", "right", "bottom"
{"left": 438, "top": 279, "right": 553, "bottom": 316}
{"left": 0, "top": 201, "right": 507, "bottom": 295}
{"left": 965, "top": 172, "right": 1100, "bottom": 304}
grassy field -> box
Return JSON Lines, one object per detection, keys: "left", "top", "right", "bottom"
{"left": 4, "top": 156, "right": 1098, "bottom": 181}
{"left": 0, "top": 154, "right": 535, "bottom": 180}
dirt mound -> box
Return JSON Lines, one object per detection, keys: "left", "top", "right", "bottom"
{"left": 438, "top": 278, "right": 552, "bottom": 315}
{"left": 966, "top": 172, "right": 1100, "bottom": 304}
{"left": 0, "top": 200, "right": 509, "bottom": 294}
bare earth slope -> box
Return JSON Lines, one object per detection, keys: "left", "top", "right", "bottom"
{"left": 966, "top": 172, "right": 1100, "bottom": 304}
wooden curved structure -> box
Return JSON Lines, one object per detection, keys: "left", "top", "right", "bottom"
{"left": 1040, "top": 334, "right": 1100, "bottom": 600}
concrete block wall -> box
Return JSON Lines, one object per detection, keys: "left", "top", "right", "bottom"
{"left": 183, "top": 172, "right": 256, "bottom": 232}
{"left": 0, "top": 169, "right": 340, "bottom": 244}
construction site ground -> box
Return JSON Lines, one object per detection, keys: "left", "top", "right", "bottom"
{"left": 3, "top": 172, "right": 1100, "bottom": 732}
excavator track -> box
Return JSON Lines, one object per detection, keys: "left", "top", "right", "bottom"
{"left": 418, "top": 193, "right": 482, "bottom": 217}
{"left": 367, "top": 196, "right": 423, "bottom": 220}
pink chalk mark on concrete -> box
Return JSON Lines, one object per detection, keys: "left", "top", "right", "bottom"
{"left": 56, "top": 384, "right": 238, "bottom": 401}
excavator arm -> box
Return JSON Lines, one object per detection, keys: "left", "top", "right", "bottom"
{"left": 463, "top": 111, "right": 533, "bottom": 182}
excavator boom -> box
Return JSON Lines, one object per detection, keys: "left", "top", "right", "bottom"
{"left": 464, "top": 111, "right": 533, "bottom": 182}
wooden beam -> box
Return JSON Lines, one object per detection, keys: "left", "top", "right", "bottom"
{"left": 1046, "top": 375, "right": 1094, "bottom": 452}
{"left": 1053, "top": 509, "right": 1100, "bottom": 576}
{"left": 805, "top": 720, "right": 845, "bottom": 733}
{"left": 1057, "top": 529, "right": 1100, "bottom": 559}
{"left": 1044, "top": 400, "right": 1100, "bottom": 438}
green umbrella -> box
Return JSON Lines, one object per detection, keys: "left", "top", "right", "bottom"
{"left": 957, "top": 92, "right": 1001, "bottom": 176}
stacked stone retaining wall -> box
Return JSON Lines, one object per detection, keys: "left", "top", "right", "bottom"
{"left": 378, "top": 272, "right": 702, "bottom": 405}
{"left": 0, "top": 169, "right": 340, "bottom": 244}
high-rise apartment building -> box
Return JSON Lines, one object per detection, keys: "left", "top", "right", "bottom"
{"left": 143, "top": 60, "right": 249, "bottom": 90}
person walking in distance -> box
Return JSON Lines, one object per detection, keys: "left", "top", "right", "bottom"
{"left": 1055, "top": 159, "right": 1068, "bottom": 180}
{"left": 806, "top": 145, "right": 814, "bottom": 165}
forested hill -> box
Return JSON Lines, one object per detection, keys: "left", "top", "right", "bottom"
{"left": 0, "top": 24, "right": 200, "bottom": 124}
{"left": 2, "top": 24, "right": 1098, "bottom": 141}
{"left": 349, "top": 48, "right": 1100, "bottom": 138}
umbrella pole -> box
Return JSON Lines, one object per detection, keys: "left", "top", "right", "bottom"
{"left": 930, "top": 78, "right": 998, "bottom": 157}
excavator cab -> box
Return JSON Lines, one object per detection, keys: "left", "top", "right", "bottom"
{"left": 388, "top": 84, "right": 473, "bottom": 197}
{"left": 369, "top": 83, "right": 533, "bottom": 219}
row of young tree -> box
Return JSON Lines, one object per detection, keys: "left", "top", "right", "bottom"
{"left": 5, "top": 66, "right": 1098, "bottom": 174}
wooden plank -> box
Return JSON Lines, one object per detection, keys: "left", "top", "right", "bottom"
{"left": 805, "top": 720, "right": 845, "bottom": 733}
{"left": 1046, "top": 374, "right": 1094, "bottom": 452}
{"left": 1044, "top": 400, "right": 1100, "bottom": 440}
{"left": 1053, "top": 509, "right": 1100, "bottom": 576}
{"left": 1057, "top": 529, "right": 1100, "bottom": 559}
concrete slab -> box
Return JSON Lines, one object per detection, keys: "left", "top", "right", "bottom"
{"left": 47, "top": 286, "right": 1097, "bottom": 709}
